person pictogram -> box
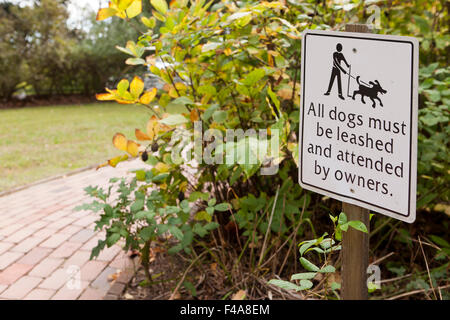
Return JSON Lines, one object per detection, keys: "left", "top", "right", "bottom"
{"left": 324, "top": 43, "right": 350, "bottom": 100}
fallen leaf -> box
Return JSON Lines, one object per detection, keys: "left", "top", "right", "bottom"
{"left": 123, "top": 293, "right": 134, "bottom": 300}
{"left": 232, "top": 290, "right": 246, "bottom": 300}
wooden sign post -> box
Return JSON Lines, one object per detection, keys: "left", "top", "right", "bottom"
{"left": 341, "top": 24, "right": 370, "bottom": 301}
{"left": 298, "top": 24, "right": 419, "bottom": 299}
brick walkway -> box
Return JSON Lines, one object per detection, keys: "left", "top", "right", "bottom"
{"left": 0, "top": 160, "right": 148, "bottom": 300}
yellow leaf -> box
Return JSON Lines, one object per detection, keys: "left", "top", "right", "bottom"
{"left": 96, "top": 8, "right": 117, "bottom": 21}
{"left": 179, "top": 181, "right": 188, "bottom": 192}
{"left": 139, "top": 88, "right": 157, "bottom": 105}
{"left": 118, "top": 0, "right": 134, "bottom": 10}
{"left": 135, "top": 128, "right": 151, "bottom": 141}
{"left": 127, "top": 140, "right": 140, "bottom": 157}
{"left": 224, "top": 48, "right": 232, "bottom": 56}
{"left": 146, "top": 115, "right": 160, "bottom": 140}
{"left": 174, "top": 82, "right": 187, "bottom": 91}
{"left": 268, "top": 53, "right": 274, "bottom": 67}
{"left": 108, "top": 154, "right": 129, "bottom": 167}
{"left": 126, "top": 0, "right": 142, "bottom": 19}
{"left": 116, "top": 99, "right": 135, "bottom": 104}
{"left": 112, "top": 133, "right": 128, "bottom": 152}
{"left": 150, "top": 0, "right": 168, "bottom": 14}
{"left": 168, "top": 87, "right": 178, "bottom": 98}
{"left": 96, "top": 93, "right": 116, "bottom": 101}
{"left": 96, "top": 162, "right": 109, "bottom": 170}
{"left": 130, "top": 76, "right": 145, "bottom": 98}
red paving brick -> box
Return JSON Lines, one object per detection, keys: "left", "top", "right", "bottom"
{"left": 0, "top": 263, "right": 33, "bottom": 285}
{"left": 80, "top": 261, "right": 107, "bottom": 282}
{"left": 0, "top": 284, "right": 7, "bottom": 294}
{"left": 63, "top": 250, "right": 91, "bottom": 269}
{"left": 0, "top": 242, "right": 14, "bottom": 255}
{"left": 51, "top": 281, "right": 88, "bottom": 300}
{"left": 3, "top": 228, "right": 35, "bottom": 243}
{"left": 11, "top": 237, "right": 45, "bottom": 253}
{"left": 0, "top": 276, "right": 42, "bottom": 299}
{"left": 0, "top": 252, "right": 24, "bottom": 270}
{"left": 29, "top": 258, "right": 63, "bottom": 278}
{"left": 59, "top": 225, "right": 82, "bottom": 236}
{"left": 33, "top": 228, "right": 56, "bottom": 239}
{"left": 97, "top": 246, "right": 121, "bottom": 262}
{"left": 39, "top": 233, "right": 72, "bottom": 248}
{"left": 24, "top": 288, "right": 55, "bottom": 300}
{"left": 50, "top": 242, "right": 82, "bottom": 259}
{"left": 38, "top": 268, "right": 69, "bottom": 290}
{"left": 0, "top": 224, "right": 24, "bottom": 237}
{"left": 46, "top": 217, "right": 76, "bottom": 231}
{"left": 78, "top": 287, "right": 104, "bottom": 300}
{"left": 0, "top": 159, "right": 145, "bottom": 299}
{"left": 17, "top": 247, "right": 51, "bottom": 265}
{"left": 70, "top": 229, "right": 95, "bottom": 243}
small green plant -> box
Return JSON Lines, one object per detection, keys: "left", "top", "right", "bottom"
{"left": 268, "top": 212, "right": 368, "bottom": 298}
{"left": 75, "top": 169, "right": 229, "bottom": 283}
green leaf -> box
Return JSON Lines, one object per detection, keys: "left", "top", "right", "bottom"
{"left": 208, "top": 198, "right": 217, "bottom": 207}
{"left": 319, "top": 265, "right": 336, "bottom": 273}
{"left": 429, "top": 235, "right": 450, "bottom": 248}
{"left": 139, "top": 226, "right": 155, "bottom": 241}
{"left": 169, "top": 226, "right": 183, "bottom": 240}
{"left": 291, "top": 272, "right": 316, "bottom": 280}
{"left": 189, "top": 192, "right": 209, "bottom": 201}
{"left": 347, "top": 220, "right": 368, "bottom": 233}
{"left": 160, "top": 114, "right": 188, "bottom": 126}
{"left": 298, "top": 240, "right": 315, "bottom": 256}
{"left": 181, "top": 230, "right": 194, "bottom": 247}
{"left": 90, "top": 240, "right": 106, "bottom": 259}
{"left": 126, "top": 58, "right": 146, "bottom": 65}
{"left": 106, "top": 233, "right": 120, "bottom": 247}
{"left": 151, "top": 0, "right": 168, "bottom": 14}
{"left": 141, "top": 16, "right": 156, "bottom": 28}
{"left": 214, "top": 203, "right": 230, "bottom": 211}
{"left": 338, "top": 212, "right": 347, "bottom": 225}
{"left": 194, "top": 210, "right": 212, "bottom": 222}
{"left": 212, "top": 110, "right": 227, "bottom": 123}
{"left": 268, "top": 279, "right": 312, "bottom": 291}
{"left": 206, "top": 206, "right": 214, "bottom": 215}
{"left": 242, "top": 69, "right": 265, "bottom": 86}
{"left": 117, "top": 79, "right": 129, "bottom": 96}
{"left": 204, "top": 222, "right": 219, "bottom": 231}
{"left": 135, "top": 170, "right": 146, "bottom": 181}
{"left": 193, "top": 223, "right": 208, "bottom": 237}
{"left": 300, "top": 257, "right": 320, "bottom": 272}
{"left": 168, "top": 243, "right": 182, "bottom": 254}
{"left": 268, "top": 279, "right": 302, "bottom": 291}
{"left": 131, "top": 199, "right": 145, "bottom": 213}
{"left": 330, "top": 282, "right": 341, "bottom": 291}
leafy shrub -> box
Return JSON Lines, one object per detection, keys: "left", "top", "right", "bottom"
{"left": 78, "top": 0, "right": 448, "bottom": 297}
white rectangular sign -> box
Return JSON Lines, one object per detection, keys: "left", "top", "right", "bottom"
{"left": 299, "top": 29, "right": 419, "bottom": 223}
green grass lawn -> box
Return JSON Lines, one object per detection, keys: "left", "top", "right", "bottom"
{"left": 0, "top": 102, "right": 151, "bottom": 192}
